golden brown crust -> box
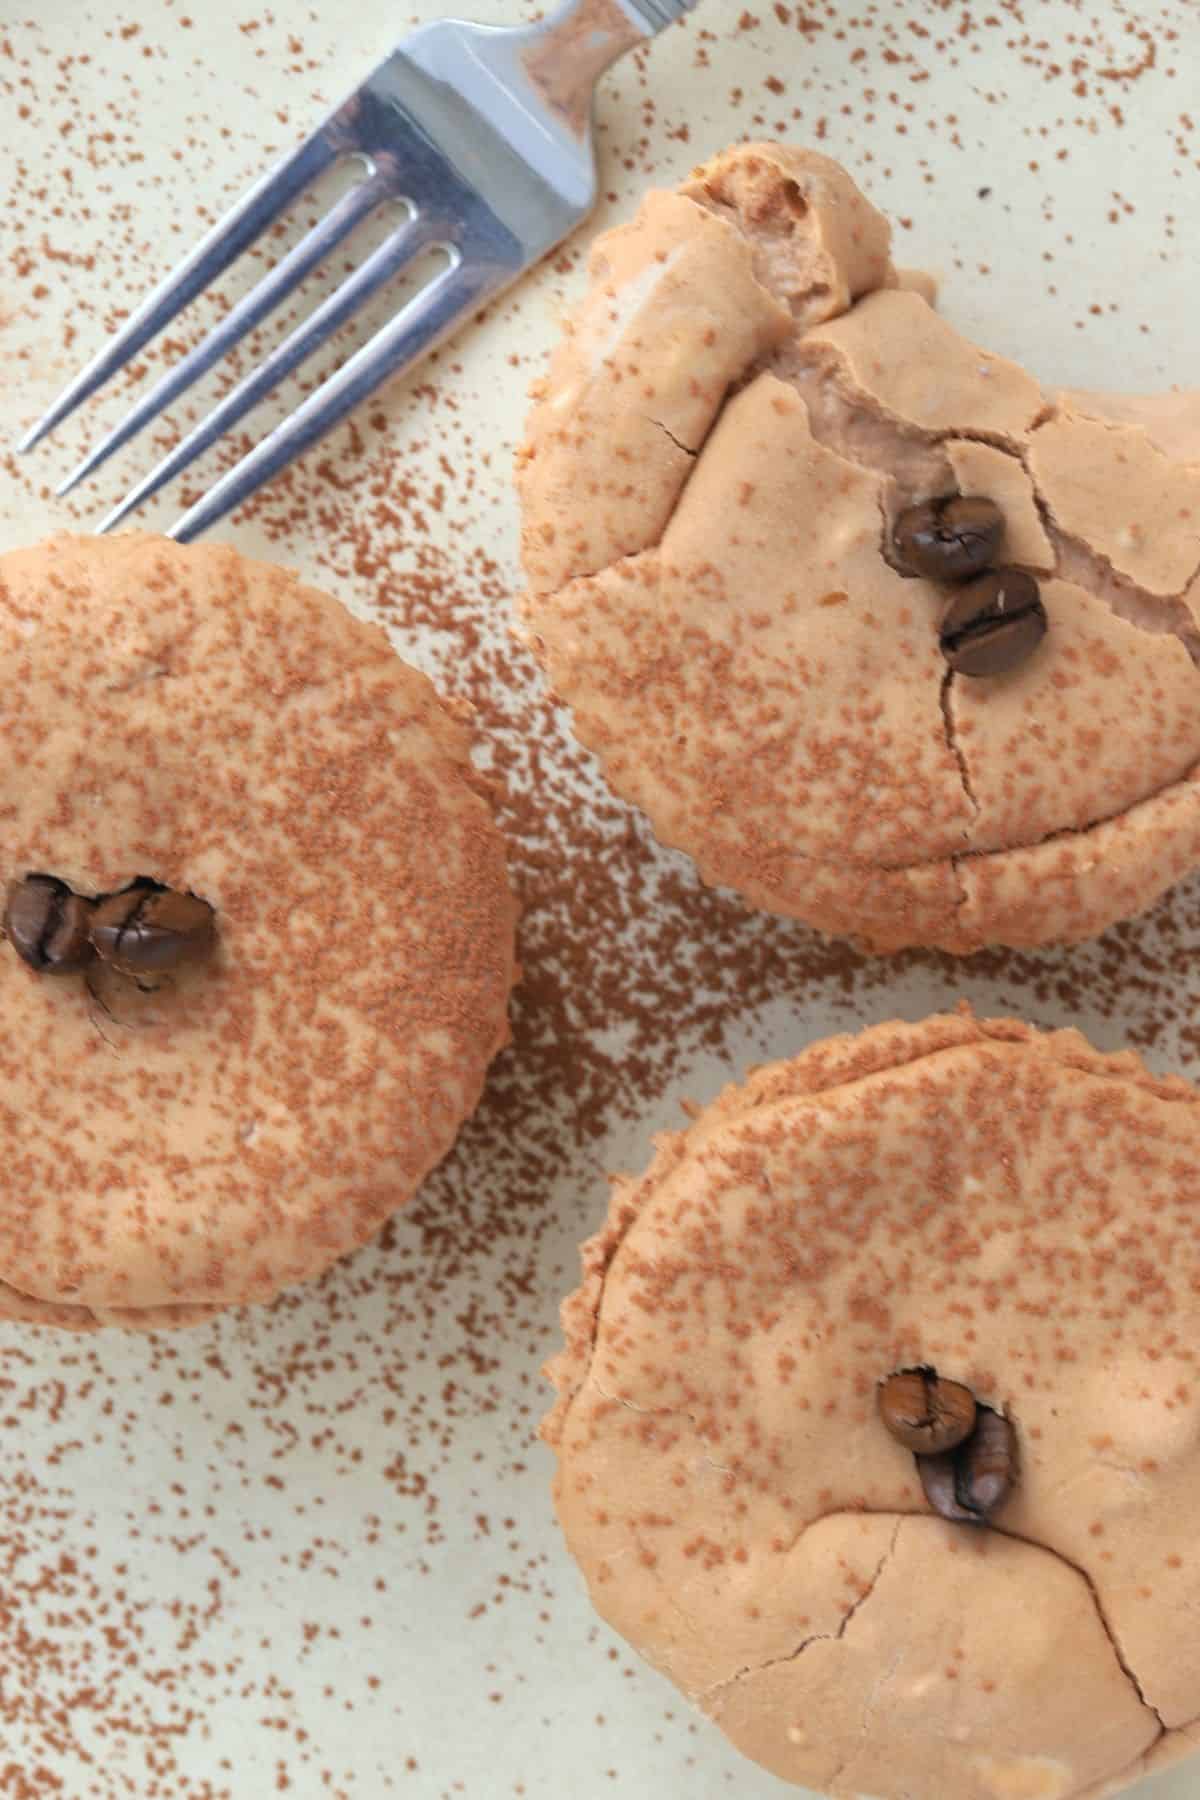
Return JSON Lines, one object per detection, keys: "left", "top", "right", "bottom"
{"left": 1055, "top": 389, "right": 1200, "bottom": 471}
{"left": 679, "top": 141, "right": 896, "bottom": 326}
{"left": 516, "top": 189, "right": 792, "bottom": 597}
{"left": 543, "top": 1013, "right": 1200, "bottom": 1796}
{"left": 1028, "top": 410, "right": 1200, "bottom": 596}
{"left": 0, "top": 533, "right": 518, "bottom": 1325}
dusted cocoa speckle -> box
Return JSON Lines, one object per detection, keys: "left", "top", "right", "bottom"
{"left": 544, "top": 1016, "right": 1200, "bottom": 1794}
{"left": 0, "top": 2, "right": 1197, "bottom": 1796}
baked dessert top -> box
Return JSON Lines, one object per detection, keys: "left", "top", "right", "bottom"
{"left": 518, "top": 143, "right": 1200, "bottom": 952}
{"left": 0, "top": 533, "right": 517, "bottom": 1329}
{"left": 545, "top": 1012, "right": 1200, "bottom": 1798}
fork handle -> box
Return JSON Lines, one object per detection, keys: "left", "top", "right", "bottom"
{"left": 520, "top": 0, "right": 657, "bottom": 139}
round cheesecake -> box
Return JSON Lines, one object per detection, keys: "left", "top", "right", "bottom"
{"left": 544, "top": 1013, "right": 1200, "bottom": 1798}
{"left": 0, "top": 533, "right": 517, "bottom": 1328}
{"left": 517, "top": 141, "right": 1200, "bottom": 952}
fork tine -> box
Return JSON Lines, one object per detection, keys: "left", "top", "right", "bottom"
{"left": 57, "top": 169, "right": 394, "bottom": 498}
{"left": 18, "top": 124, "right": 343, "bottom": 453}
{"left": 95, "top": 209, "right": 443, "bottom": 536}
{"left": 166, "top": 255, "right": 505, "bottom": 543}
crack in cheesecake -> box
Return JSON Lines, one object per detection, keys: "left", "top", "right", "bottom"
{"left": 518, "top": 139, "right": 1200, "bottom": 951}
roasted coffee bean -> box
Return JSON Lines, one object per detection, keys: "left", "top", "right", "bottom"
{"left": 3, "top": 875, "right": 95, "bottom": 973}
{"left": 939, "top": 569, "right": 1047, "bottom": 677}
{"left": 90, "top": 882, "right": 216, "bottom": 977}
{"left": 955, "top": 1404, "right": 1017, "bottom": 1514}
{"left": 918, "top": 1404, "right": 1017, "bottom": 1525}
{"left": 877, "top": 1367, "right": 977, "bottom": 1455}
{"left": 915, "top": 1447, "right": 976, "bottom": 1523}
{"left": 893, "top": 495, "right": 1005, "bottom": 582}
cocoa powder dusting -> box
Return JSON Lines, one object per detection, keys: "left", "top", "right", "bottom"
{"left": 0, "top": 2, "right": 1198, "bottom": 1795}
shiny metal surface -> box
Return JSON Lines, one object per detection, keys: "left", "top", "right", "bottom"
{"left": 16, "top": 0, "right": 699, "bottom": 540}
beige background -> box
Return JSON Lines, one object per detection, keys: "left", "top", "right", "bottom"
{"left": 0, "top": 0, "right": 1198, "bottom": 1795}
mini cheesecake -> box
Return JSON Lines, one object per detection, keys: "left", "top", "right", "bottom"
{"left": 0, "top": 533, "right": 517, "bottom": 1328}
{"left": 517, "top": 142, "right": 1200, "bottom": 952}
{"left": 544, "top": 1012, "right": 1200, "bottom": 1798}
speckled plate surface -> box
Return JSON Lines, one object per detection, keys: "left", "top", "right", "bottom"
{"left": 1, "top": 3, "right": 1199, "bottom": 1796}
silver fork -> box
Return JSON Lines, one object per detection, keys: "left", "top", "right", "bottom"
{"left": 17, "top": 0, "right": 697, "bottom": 542}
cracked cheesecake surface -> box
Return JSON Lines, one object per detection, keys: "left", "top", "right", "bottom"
{"left": 542, "top": 1013, "right": 1200, "bottom": 1798}
{"left": 0, "top": 533, "right": 517, "bottom": 1327}
{"left": 516, "top": 143, "right": 1200, "bottom": 951}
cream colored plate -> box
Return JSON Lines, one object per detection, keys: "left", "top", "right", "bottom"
{"left": 0, "top": 2, "right": 1198, "bottom": 1795}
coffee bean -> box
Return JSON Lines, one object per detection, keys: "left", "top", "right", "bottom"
{"left": 3, "top": 875, "right": 95, "bottom": 974}
{"left": 877, "top": 1367, "right": 977, "bottom": 1455}
{"left": 90, "top": 882, "right": 216, "bottom": 977}
{"left": 957, "top": 1403, "right": 1018, "bottom": 1514}
{"left": 916, "top": 1448, "right": 976, "bottom": 1523}
{"left": 893, "top": 495, "right": 1005, "bottom": 582}
{"left": 939, "top": 569, "right": 1047, "bottom": 677}
{"left": 918, "top": 1404, "right": 1017, "bottom": 1525}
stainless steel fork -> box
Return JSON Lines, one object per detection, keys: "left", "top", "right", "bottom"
{"left": 17, "top": 0, "right": 697, "bottom": 542}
